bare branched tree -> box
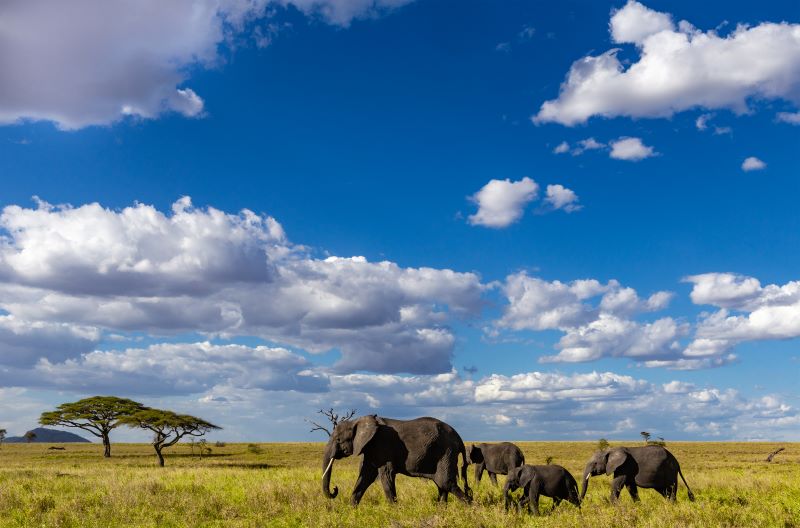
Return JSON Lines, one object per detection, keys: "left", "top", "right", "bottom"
{"left": 306, "top": 408, "right": 357, "bottom": 437}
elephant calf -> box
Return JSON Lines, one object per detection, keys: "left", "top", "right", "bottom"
{"left": 503, "top": 464, "right": 580, "bottom": 515}
{"left": 469, "top": 442, "right": 525, "bottom": 486}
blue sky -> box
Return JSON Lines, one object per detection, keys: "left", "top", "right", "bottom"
{"left": 0, "top": 0, "right": 798, "bottom": 442}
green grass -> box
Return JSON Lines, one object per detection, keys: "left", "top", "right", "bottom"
{"left": 0, "top": 441, "right": 798, "bottom": 527}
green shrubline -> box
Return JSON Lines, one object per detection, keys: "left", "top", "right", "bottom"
{"left": 39, "top": 396, "right": 147, "bottom": 457}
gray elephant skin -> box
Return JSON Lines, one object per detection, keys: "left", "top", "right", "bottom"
{"left": 503, "top": 464, "right": 580, "bottom": 515}
{"left": 581, "top": 445, "right": 695, "bottom": 502}
{"left": 321, "top": 415, "right": 471, "bottom": 505}
{"left": 469, "top": 442, "right": 525, "bottom": 485}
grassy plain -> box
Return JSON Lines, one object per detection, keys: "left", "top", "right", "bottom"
{"left": 0, "top": 441, "right": 797, "bottom": 527}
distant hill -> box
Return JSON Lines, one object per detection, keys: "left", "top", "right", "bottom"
{"left": 4, "top": 427, "right": 91, "bottom": 443}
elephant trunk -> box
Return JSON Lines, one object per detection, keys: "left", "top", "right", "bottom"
{"left": 321, "top": 441, "right": 338, "bottom": 499}
{"left": 580, "top": 465, "right": 592, "bottom": 501}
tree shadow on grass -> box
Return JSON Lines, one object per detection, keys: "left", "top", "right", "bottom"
{"left": 212, "top": 462, "right": 273, "bottom": 470}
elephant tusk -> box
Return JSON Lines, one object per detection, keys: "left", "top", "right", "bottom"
{"left": 323, "top": 457, "right": 335, "bottom": 478}
{"left": 585, "top": 474, "right": 591, "bottom": 481}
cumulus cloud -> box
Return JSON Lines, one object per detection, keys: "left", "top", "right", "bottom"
{"left": 534, "top": 1, "right": 800, "bottom": 126}
{"left": 544, "top": 184, "right": 582, "bottom": 212}
{"left": 0, "top": 198, "right": 482, "bottom": 375}
{"left": 684, "top": 273, "right": 800, "bottom": 359}
{"left": 0, "top": 0, "right": 413, "bottom": 129}
{"left": 742, "top": 156, "right": 767, "bottom": 171}
{"left": 468, "top": 177, "right": 539, "bottom": 228}
{"left": 609, "top": 137, "right": 656, "bottom": 161}
{"left": 496, "top": 272, "right": 685, "bottom": 364}
{"left": 609, "top": 0, "right": 673, "bottom": 45}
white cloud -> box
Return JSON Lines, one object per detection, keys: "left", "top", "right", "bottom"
{"left": 685, "top": 273, "right": 763, "bottom": 310}
{"left": 534, "top": 1, "right": 800, "bottom": 125}
{"left": 662, "top": 380, "right": 696, "bottom": 394}
{"left": 571, "top": 137, "right": 606, "bottom": 156}
{"left": 696, "top": 113, "right": 713, "bottom": 130}
{"left": 544, "top": 184, "right": 582, "bottom": 212}
{"left": 683, "top": 272, "right": 800, "bottom": 361}
{"left": 0, "top": 0, "right": 413, "bottom": 129}
{"left": 497, "top": 273, "right": 605, "bottom": 331}
{"left": 0, "top": 198, "right": 482, "bottom": 375}
{"left": 545, "top": 315, "right": 687, "bottom": 363}
{"left": 468, "top": 177, "right": 539, "bottom": 228}
{"left": 496, "top": 272, "right": 687, "bottom": 365}
{"left": 553, "top": 141, "right": 570, "bottom": 154}
{"left": 742, "top": 156, "right": 767, "bottom": 171}
{"left": 609, "top": 137, "right": 656, "bottom": 161}
{"left": 609, "top": 0, "right": 674, "bottom": 45}
{"left": 777, "top": 111, "right": 800, "bottom": 124}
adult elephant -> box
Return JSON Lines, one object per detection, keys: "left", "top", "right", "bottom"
{"left": 581, "top": 445, "right": 695, "bottom": 502}
{"left": 469, "top": 442, "right": 525, "bottom": 485}
{"left": 321, "top": 415, "right": 471, "bottom": 505}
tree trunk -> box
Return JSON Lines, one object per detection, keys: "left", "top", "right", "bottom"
{"left": 102, "top": 432, "right": 111, "bottom": 458}
{"left": 155, "top": 446, "right": 165, "bottom": 467}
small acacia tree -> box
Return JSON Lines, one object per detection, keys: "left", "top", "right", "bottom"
{"left": 40, "top": 396, "right": 146, "bottom": 457}
{"left": 0, "top": 428, "right": 6, "bottom": 448}
{"left": 121, "top": 409, "right": 220, "bottom": 467}
{"left": 24, "top": 431, "right": 37, "bottom": 443}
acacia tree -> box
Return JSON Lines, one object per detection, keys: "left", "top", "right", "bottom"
{"left": 121, "top": 409, "right": 220, "bottom": 467}
{"left": 40, "top": 396, "right": 147, "bottom": 457}
{"left": 24, "top": 431, "right": 37, "bottom": 443}
{"left": 0, "top": 428, "right": 6, "bottom": 448}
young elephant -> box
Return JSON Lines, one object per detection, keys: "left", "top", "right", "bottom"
{"left": 469, "top": 442, "right": 525, "bottom": 485}
{"left": 503, "top": 464, "right": 580, "bottom": 515}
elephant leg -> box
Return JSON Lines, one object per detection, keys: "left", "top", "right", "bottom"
{"left": 518, "top": 485, "right": 531, "bottom": 513}
{"left": 626, "top": 480, "right": 640, "bottom": 502}
{"left": 437, "top": 487, "right": 449, "bottom": 503}
{"left": 489, "top": 472, "right": 498, "bottom": 486}
{"left": 668, "top": 481, "right": 678, "bottom": 501}
{"left": 610, "top": 475, "right": 626, "bottom": 503}
{"left": 379, "top": 466, "right": 397, "bottom": 503}
{"left": 475, "top": 462, "right": 485, "bottom": 483}
{"left": 528, "top": 479, "right": 541, "bottom": 515}
{"left": 351, "top": 460, "right": 379, "bottom": 506}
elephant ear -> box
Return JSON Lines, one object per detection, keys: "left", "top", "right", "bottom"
{"left": 605, "top": 449, "right": 629, "bottom": 475}
{"left": 353, "top": 415, "right": 380, "bottom": 455}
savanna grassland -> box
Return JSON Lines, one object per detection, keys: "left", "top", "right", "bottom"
{"left": 0, "top": 441, "right": 798, "bottom": 527}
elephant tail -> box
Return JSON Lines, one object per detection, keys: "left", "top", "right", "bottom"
{"left": 678, "top": 466, "right": 695, "bottom": 501}
{"left": 460, "top": 444, "right": 472, "bottom": 500}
